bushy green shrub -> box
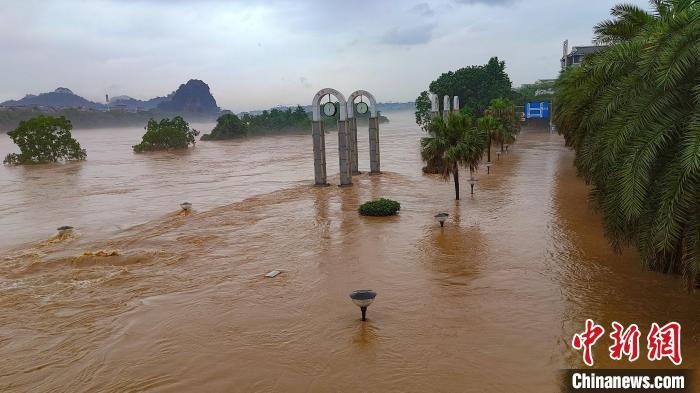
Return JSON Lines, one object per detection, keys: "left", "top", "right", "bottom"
{"left": 200, "top": 113, "right": 247, "bottom": 140}
{"left": 3, "top": 115, "right": 86, "bottom": 165}
{"left": 133, "top": 116, "right": 199, "bottom": 152}
{"left": 358, "top": 198, "right": 401, "bottom": 216}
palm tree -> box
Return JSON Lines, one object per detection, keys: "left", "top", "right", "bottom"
{"left": 553, "top": 0, "right": 700, "bottom": 288}
{"left": 477, "top": 115, "right": 499, "bottom": 168}
{"left": 486, "top": 98, "right": 520, "bottom": 152}
{"left": 421, "top": 112, "right": 488, "bottom": 200}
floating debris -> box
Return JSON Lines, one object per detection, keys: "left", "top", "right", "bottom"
{"left": 265, "top": 270, "right": 281, "bottom": 278}
{"left": 82, "top": 250, "right": 120, "bottom": 257}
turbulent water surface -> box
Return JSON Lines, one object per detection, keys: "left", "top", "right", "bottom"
{"left": 0, "top": 112, "right": 698, "bottom": 392}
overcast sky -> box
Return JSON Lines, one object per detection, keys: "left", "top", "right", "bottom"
{"left": 0, "top": 0, "right": 649, "bottom": 111}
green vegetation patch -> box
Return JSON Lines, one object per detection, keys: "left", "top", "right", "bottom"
{"left": 3, "top": 115, "right": 86, "bottom": 165}
{"left": 133, "top": 116, "right": 199, "bottom": 152}
{"left": 358, "top": 198, "right": 401, "bottom": 217}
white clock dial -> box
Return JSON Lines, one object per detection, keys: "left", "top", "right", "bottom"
{"left": 357, "top": 102, "right": 368, "bottom": 114}
{"left": 323, "top": 102, "right": 336, "bottom": 117}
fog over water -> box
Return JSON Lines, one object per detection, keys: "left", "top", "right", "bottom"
{"left": 0, "top": 111, "right": 698, "bottom": 392}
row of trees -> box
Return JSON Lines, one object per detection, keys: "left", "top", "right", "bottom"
{"left": 201, "top": 104, "right": 390, "bottom": 141}
{"left": 420, "top": 98, "right": 521, "bottom": 200}
{"left": 553, "top": 1, "right": 700, "bottom": 286}
{"left": 201, "top": 106, "right": 310, "bottom": 140}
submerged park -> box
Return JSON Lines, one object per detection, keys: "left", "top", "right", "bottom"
{"left": 0, "top": 1, "right": 699, "bottom": 392}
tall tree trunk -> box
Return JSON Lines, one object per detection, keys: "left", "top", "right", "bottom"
{"left": 487, "top": 134, "right": 491, "bottom": 162}
{"left": 453, "top": 163, "right": 460, "bottom": 200}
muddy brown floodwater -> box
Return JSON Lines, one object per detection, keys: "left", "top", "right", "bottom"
{"left": 0, "top": 112, "right": 698, "bottom": 392}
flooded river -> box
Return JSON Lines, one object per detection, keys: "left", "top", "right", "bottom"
{"left": 0, "top": 112, "right": 698, "bottom": 392}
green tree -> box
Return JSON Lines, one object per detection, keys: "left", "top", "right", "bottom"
{"left": 132, "top": 116, "right": 199, "bottom": 152}
{"left": 415, "top": 91, "right": 432, "bottom": 131}
{"left": 553, "top": 0, "right": 700, "bottom": 287}
{"left": 515, "top": 79, "right": 555, "bottom": 104}
{"left": 429, "top": 57, "right": 514, "bottom": 117}
{"left": 477, "top": 115, "right": 499, "bottom": 164}
{"left": 421, "top": 112, "right": 488, "bottom": 200}
{"left": 3, "top": 115, "right": 86, "bottom": 165}
{"left": 486, "top": 98, "right": 520, "bottom": 152}
{"left": 201, "top": 113, "right": 247, "bottom": 140}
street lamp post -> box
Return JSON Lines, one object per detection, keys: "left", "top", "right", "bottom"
{"left": 349, "top": 290, "right": 377, "bottom": 321}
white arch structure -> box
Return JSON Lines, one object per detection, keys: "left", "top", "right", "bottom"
{"left": 311, "top": 88, "right": 351, "bottom": 186}
{"left": 347, "top": 90, "right": 380, "bottom": 175}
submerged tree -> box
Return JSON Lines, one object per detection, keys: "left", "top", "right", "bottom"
{"left": 3, "top": 115, "right": 86, "bottom": 165}
{"left": 553, "top": 0, "right": 700, "bottom": 287}
{"left": 477, "top": 115, "right": 499, "bottom": 164}
{"left": 200, "top": 113, "right": 247, "bottom": 140}
{"left": 486, "top": 98, "right": 520, "bottom": 152}
{"left": 429, "top": 57, "right": 514, "bottom": 117}
{"left": 132, "top": 116, "right": 199, "bottom": 152}
{"left": 421, "top": 112, "right": 487, "bottom": 200}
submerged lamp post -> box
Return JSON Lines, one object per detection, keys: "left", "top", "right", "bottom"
{"left": 434, "top": 213, "right": 449, "bottom": 227}
{"left": 180, "top": 202, "right": 192, "bottom": 212}
{"left": 57, "top": 226, "right": 73, "bottom": 236}
{"left": 486, "top": 161, "right": 492, "bottom": 174}
{"left": 496, "top": 151, "right": 502, "bottom": 161}
{"left": 468, "top": 177, "right": 478, "bottom": 195}
{"left": 349, "top": 289, "right": 376, "bottom": 321}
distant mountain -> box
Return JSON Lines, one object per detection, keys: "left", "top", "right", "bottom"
{"left": 1, "top": 87, "right": 104, "bottom": 109}
{"left": 1, "top": 79, "right": 220, "bottom": 114}
{"left": 157, "top": 79, "right": 219, "bottom": 114}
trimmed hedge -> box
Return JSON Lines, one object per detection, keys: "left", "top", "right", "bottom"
{"left": 358, "top": 198, "right": 401, "bottom": 217}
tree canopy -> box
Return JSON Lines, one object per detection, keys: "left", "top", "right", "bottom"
{"left": 242, "top": 106, "right": 310, "bottom": 133}
{"left": 428, "top": 57, "right": 514, "bottom": 117}
{"left": 553, "top": 0, "right": 700, "bottom": 287}
{"left": 3, "top": 115, "right": 86, "bottom": 165}
{"left": 486, "top": 98, "right": 520, "bottom": 151}
{"left": 200, "top": 113, "right": 247, "bottom": 140}
{"left": 132, "top": 116, "right": 199, "bottom": 152}
{"left": 421, "top": 112, "right": 488, "bottom": 200}
{"left": 415, "top": 91, "right": 432, "bottom": 132}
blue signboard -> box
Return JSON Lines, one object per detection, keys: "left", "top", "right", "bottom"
{"left": 525, "top": 102, "right": 550, "bottom": 119}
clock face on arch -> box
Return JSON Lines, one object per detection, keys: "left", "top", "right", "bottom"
{"left": 356, "top": 102, "right": 368, "bottom": 115}
{"left": 323, "top": 102, "right": 336, "bottom": 117}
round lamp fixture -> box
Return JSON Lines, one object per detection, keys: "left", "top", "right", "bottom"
{"left": 57, "top": 226, "right": 74, "bottom": 236}
{"left": 434, "top": 213, "right": 449, "bottom": 227}
{"left": 349, "top": 289, "right": 376, "bottom": 321}
{"left": 180, "top": 202, "right": 192, "bottom": 212}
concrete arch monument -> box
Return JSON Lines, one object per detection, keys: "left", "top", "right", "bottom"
{"left": 347, "top": 90, "right": 380, "bottom": 175}
{"left": 312, "top": 88, "right": 352, "bottom": 186}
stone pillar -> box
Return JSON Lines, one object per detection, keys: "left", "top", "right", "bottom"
{"left": 443, "top": 95, "right": 450, "bottom": 122}
{"left": 312, "top": 120, "right": 327, "bottom": 185}
{"left": 431, "top": 93, "right": 439, "bottom": 119}
{"left": 348, "top": 116, "right": 360, "bottom": 175}
{"left": 369, "top": 116, "right": 380, "bottom": 174}
{"left": 337, "top": 119, "right": 352, "bottom": 186}
{"left": 453, "top": 96, "right": 460, "bottom": 112}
